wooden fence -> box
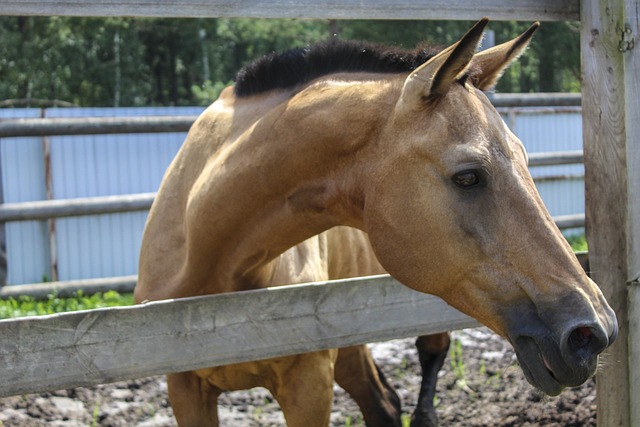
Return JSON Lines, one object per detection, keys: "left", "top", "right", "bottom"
{"left": 0, "top": 2, "right": 638, "bottom": 426}
{"left": 0, "top": 275, "right": 482, "bottom": 397}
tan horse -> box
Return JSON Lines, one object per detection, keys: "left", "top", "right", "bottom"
{"left": 136, "top": 19, "right": 618, "bottom": 427}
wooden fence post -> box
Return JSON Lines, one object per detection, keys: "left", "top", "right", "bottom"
{"left": 581, "top": 0, "right": 639, "bottom": 425}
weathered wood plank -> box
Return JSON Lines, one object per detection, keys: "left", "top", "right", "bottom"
{"left": 621, "top": 0, "right": 640, "bottom": 424}
{"left": 630, "top": 282, "right": 640, "bottom": 425}
{"left": 0, "top": 0, "right": 579, "bottom": 21}
{"left": 581, "top": 0, "right": 639, "bottom": 424}
{"left": 0, "top": 275, "right": 479, "bottom": 397}
{"left": 623, "top": 0, "right": 640, "bottom": 299}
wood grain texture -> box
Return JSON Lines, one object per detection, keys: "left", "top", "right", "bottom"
{"left": 0, "top": 275, "right": 479, "bottom": 397}
{"left": 622, "top": 1, "right": 640, "bottom": 425}
{"left": 581, "top": 0, "right": 639, "bottom": 425}
{"left": 630, "top": 284, "right": 640, "bottom": 425}
{"left": 622, "top": 0, "right": 640, "bottom": 294}
{"left": 0, "top": 0, "right": 579, "bottom": 21}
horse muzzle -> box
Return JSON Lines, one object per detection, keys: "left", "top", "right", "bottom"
{"left": 506, "top": 298, "right": 618, "bottom": 396}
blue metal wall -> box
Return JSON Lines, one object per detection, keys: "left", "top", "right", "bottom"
{"left": 506, "top": 108, "right": 585, "bottom": 218}
{"left": 0, "top": 106, "right": 584, "bottom": 285}
{"left": 1, "top": 107, "right": 204, "bottom": 285}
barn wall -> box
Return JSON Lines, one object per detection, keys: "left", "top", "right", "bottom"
{"left": 0, "top": 107, "right": 204, "bottom": 284}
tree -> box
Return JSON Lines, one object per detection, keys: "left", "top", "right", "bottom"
{"left": 0, "top": 17, "right": 581, "bottom": 107}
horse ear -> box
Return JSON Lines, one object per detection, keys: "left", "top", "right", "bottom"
{"left": 471, "top": 22, "right": 540, "bottom": 91}
{"left": 401, "top": 18, "right": 488, "bottom": 106}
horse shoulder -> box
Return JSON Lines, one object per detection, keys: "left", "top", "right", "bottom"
{"left": 136, "top": 92, "right": 238, "bottom": 301}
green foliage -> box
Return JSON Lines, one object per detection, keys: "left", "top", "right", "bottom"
{"left": 0, "top": 17, "right": 581, "bottom": 107}
{"left": 449, "top": 338, "right": 478, "bottom": 397}
{"left": 191, "top": 80, "right": 231, "bottom": 105}
{"left": 567, "top": 234, "right": 588, "bottom": 252}
{"left": 0, "top": 290, "right": 134, "bottom": 319}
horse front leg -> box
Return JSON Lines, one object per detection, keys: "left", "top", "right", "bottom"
{"left": 334, "top": 345, "right": 402, "bottom": 427}
{"left": 410, "top": 332, "right": 450, "bottom": 427}
{"left": 167, "top": 371, "right": 220, "bottom": 427}
{"left": 269, "top": 350, "right": 337, "bottom": 427}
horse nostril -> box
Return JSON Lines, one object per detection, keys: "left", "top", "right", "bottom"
{"left": 566, "top": 325, "right": 608, "bottom": 363}
{"left": 568, "top": 327, "right": 593, "bottom": 350}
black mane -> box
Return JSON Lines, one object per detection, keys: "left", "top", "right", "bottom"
{"left": 234, "top": 39, "right": 439, "bottom": 97}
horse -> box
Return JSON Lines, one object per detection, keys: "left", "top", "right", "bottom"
{"left": 135, "top": 18, "right": 618, "bottom": 427}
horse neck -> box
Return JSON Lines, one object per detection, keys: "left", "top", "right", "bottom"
{"left": 183, "top": 81, "right": 396, "bottom": 291}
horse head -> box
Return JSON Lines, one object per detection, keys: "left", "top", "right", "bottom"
{"left": 362, "top": 19, "right": 617, "bottom": 395}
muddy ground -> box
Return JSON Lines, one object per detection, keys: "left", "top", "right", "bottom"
{"left": 0, "top": 327, "right": 598, "bottom": 426}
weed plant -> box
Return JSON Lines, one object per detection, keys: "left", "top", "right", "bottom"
{"left": 0, "top": 290, "right": 134, "bottom": 319}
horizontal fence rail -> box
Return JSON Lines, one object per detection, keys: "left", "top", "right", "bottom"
{"left": 0, "top": 250, "right": 590, "bottom": 300}
{"left": 0, "top": 94, "right": 582, "bottom": 138}
{"left": 0, "top": 275, "right": 480, "bottom": 397}
{"left": 527, "top": 151, "right": 584, "bottom": 166}
{"left": 0, "top": 152, "right": 584, "bottom": 223}
{"left": 0, "top": 0, "right": 580, "bottom": 21}
{"left": 0, "top": 251, "right": 590, "bottom": 394}
{"left": 488, "top": 92, "right": 581, "bottom": 108}
{"left": 0, "top": 193, "right": 155, "bottom": 222}
{"left": 0, "top": 115, "right": 196, "bottom": 137}
{"left": 0, "top": 197, "right": 585, "bottom": 227}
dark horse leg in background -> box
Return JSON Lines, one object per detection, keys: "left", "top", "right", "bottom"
{"left": 335, "top": 333, "right": 450, "bottom": 427}
{"left": 335, "top": 345, "right": 403, "bottom": 427}
{"left": 411, "top": 332, "right": 451, "bottom": 427}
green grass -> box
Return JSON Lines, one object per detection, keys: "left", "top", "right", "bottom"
{"left": 0, "top": 290, "right": 134, "bottom": 320}
{"left": 449, "top": 338, "right": 466, "bottom": 381}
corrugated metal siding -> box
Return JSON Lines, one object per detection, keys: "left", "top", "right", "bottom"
{"left": 535, "top": 178, "right": 585, "bottom": 216}
{"left": 1, "top": 105, "right": 584, "bottom": 285}
{"left": 508, "top": 110, "right": 584, "bottom": 179}
{"left": 47, "top": 107, "right": 203, "bottom": 283}
{"left": 1, "top": 107, "right": 203, "bottom": 285}
{"left": 0, "top": 109, "right": 51, "bottom": 284}
{"left": 503, "top": 108, "right": 586, "bottom": 226}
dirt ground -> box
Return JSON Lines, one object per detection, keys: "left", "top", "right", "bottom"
{"left": 0, "top": 327, "right": 597, "bottom": 426}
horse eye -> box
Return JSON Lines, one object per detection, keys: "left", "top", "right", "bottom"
{"left": 453, "top": 170, "right": 481, "bottom": 188}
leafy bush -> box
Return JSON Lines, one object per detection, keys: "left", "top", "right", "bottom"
{"left": 0, "top": 290, "right": 134, "bottom": 319}
{"left": 566, "top": 234, "right": 588, "bottom": 252}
